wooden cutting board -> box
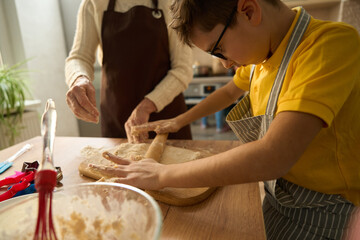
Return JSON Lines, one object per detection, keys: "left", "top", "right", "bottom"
{"left": 78, "top": 143, "right": 217, "bottom": 206}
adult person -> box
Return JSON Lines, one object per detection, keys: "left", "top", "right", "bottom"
{"left": 90, "top": 0, "right": 360, "bottom": 238}
{"left": 65, "top": 0, "right": 193, "bottom": 143}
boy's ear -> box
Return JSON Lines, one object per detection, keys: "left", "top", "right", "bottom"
{"left": 237, "top": 0, "right": 262, "bottom": 26}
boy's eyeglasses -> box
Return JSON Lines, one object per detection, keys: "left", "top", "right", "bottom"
{"left": 208, "top": 7, "right": 237, "bottom": 60}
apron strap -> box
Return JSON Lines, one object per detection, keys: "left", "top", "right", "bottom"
{"left": 107, "top": 0, "right": 158, "bottom": 11}
{"left": 107, "top": 0, "right": 159, "bottom": 12}
{"left": 107, "top": 0, "right": 116, "bottom": 11}
{"left": 152, "top": 0, "right": 159, "bottom": 10}
{"left": 264, "top": 8, "right": 310, "bottom": 197}
{"left": 265, "top": 8, "right": 310, "bottom": 116}
{"left": 249, "top": 64, "right": 256, "bottom": 86}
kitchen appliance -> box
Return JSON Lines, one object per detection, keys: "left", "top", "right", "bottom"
{"left": 184, "top": 76, "right": 233, "bottom": 105}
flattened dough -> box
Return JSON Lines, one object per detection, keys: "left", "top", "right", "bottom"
{"left": 82, "top": 141, "right": 204, "bottom": 161}
{"left": 79, "top": 143, "right": 208, "bottom": 180}
{"left": 78, "top": 143, "right": 216, "bottom": 206}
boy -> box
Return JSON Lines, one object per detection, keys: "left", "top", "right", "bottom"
{"left": 90, "top": 0, "right": 360, "bottom": 238}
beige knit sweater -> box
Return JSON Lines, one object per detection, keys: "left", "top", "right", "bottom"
{"left": 65, "top": 0, "right": 193, "bottom": 112}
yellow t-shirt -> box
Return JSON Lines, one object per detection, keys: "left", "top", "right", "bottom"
{"left": 233, "top": 8, "right": 360, "bottom": 205}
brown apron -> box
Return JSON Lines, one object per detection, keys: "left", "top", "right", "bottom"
{"left": 100, "top": 0, "right": 192, "bottom": 139}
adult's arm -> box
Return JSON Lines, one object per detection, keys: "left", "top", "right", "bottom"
{"left": 144, "top": 4, "right": 193, "bottom": 112}
{"left": 65, "top": 0, "right": 102, "bottom": 122}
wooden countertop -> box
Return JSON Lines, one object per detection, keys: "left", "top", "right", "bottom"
{"left": 0, "top": 136, "right": 266, "bottom": 239}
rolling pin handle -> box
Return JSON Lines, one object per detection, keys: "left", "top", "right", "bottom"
{"left": 144, "top": 133, "right": 169, "bottom": 161}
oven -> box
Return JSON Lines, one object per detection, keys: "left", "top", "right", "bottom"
{"left": 184, "top": 76, "right": 233, "bottom": 106}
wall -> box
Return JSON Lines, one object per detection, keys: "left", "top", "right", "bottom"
{"left": 0, "top": 0, "right": 80, "bottom": 137}
{"left": 339, "top": 0, "right": 360, "bottom": 32}
{"left": 0, "top": 0, "right": 25, "bottom": 66}
{"left": 58, "top": 0, "right": 82, "bottom": 52}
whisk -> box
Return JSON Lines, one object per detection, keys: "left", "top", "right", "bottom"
{"left": 34, "top": 99, "right": 58, "bottom": 240}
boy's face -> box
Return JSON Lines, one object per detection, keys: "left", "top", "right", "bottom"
{"left": 190, "top": 1, "right": 271, "bottom": 69}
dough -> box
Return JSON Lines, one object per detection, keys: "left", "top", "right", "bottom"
{"left": 78, "top": 143, "right": 216, "bottom": 206}
{"left": 79, "top": 143, "right": 207, "bottom": 180}
{"left": 114, "top": 143, "right": 204, "bottom": 163}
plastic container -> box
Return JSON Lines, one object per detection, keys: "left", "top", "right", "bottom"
{"left": 0, "top": 182, "right": 162, "bottom": 240}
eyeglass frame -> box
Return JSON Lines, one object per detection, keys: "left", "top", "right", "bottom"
{"left": 208, "top": 7, "right": 237, "bottom": 60}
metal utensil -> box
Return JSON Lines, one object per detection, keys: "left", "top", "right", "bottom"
{"left": 34, "top": 99, "right": 58, "bottom": 239}
{"left": 0, "top": 144, "right": 33, "bottom": 174}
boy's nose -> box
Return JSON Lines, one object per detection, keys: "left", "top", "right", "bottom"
{"left": 220, "top": 59, "right": 234, "bottom": 69}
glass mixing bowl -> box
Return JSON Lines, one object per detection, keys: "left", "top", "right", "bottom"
{"left": 0, "top": 182, "right": 162, "bottom": 240}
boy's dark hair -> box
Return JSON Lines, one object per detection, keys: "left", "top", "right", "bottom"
{"left": 170, "top": 0, "right": 279, "bottom": 46}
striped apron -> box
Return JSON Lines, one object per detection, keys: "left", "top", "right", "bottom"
{"left": 226, "top": 8, "right": 355, "bottom": 240}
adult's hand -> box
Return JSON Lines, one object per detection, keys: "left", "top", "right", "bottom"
{"left": 125, "top": 98, "right": 157, "bottom": 143}
{"left": 66, "top": 76, "right": 99, "bottom": 123}
{"left": 89, "top": 152, "right": 166, "bottom": 190}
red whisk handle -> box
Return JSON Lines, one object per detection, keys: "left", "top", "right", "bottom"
{"left": 35, "top": 170, "right": 57, "bottom": 191}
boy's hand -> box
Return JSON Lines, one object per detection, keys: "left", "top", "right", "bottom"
{"left": 131, "top": 118, "right": 183, "bottom": 137}
{"left": 88, "top": 152, "right": 165, "bottom": 190}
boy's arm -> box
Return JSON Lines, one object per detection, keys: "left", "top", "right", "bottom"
{"left": 132, "top": 80, "right": 245, "bottom": 134}
{"left": 162, "top": 110, "right": 323, "bottom": 188}
{"left": 177, "top": 80, "right": 245, "bottom": 127}
{"left": 90, "top": 110, "right": 323, "bottom": 190}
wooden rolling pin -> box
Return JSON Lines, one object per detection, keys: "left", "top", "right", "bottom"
{"left": 144, "top": 133, "right": 169, "bottom": 161}
{"left": 144, "top": 132, "right": 217, "bottom": 206}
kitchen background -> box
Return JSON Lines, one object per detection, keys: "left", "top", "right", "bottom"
{"left": 0, "top": 0, "right": 359, "bottom": 148}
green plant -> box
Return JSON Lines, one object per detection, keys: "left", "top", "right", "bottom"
{"left": 0, "top": 61, "right": 30, "bottom": 146}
